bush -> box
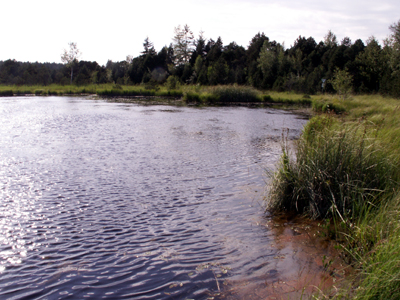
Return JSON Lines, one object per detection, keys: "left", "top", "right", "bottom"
{"left": 166, "top": 76, "right": 179, "bottom": 90}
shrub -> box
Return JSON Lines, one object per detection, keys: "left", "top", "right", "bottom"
{"left": 166, "top": 76, "right": 179, "bottom": 90}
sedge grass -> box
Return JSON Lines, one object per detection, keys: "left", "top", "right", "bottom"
{"left": 183, "top": 85, "right": 262, "bottom": 104}
{"left": 267, "top": 118, "right": 399, "bottom": 220}
{"left": 267, "top": 94, "right": 400, "bottom": 298}
{"left": 351, "top": 193, "right": 400, "bottom": 299}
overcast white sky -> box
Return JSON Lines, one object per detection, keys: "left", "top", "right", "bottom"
{"left": 1, "top": 0, "right": 399, "bottom": 66}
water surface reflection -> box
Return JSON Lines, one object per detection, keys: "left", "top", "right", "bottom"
{"left": 0, "top": 97, "right": 308, "bottom": 299}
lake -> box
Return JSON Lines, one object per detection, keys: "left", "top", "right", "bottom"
{"left": 0, "top": 97, "right": 309, "bottom": 299}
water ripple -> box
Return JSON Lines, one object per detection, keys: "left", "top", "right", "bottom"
{"left": 0, "top": 97, "right": 307, "bottom": 299}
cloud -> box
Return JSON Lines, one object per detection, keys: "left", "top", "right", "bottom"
{"left": 1, "top": 0, "right": 399, "bottom": 64}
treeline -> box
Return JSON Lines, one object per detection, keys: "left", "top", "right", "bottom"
{"left": 1, "top": 21, "right": 399, "bottom": 97}
{"left": 0, "top": 60, "right": 109, "bottom": 86}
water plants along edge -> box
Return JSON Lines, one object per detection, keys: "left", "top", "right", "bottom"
{"left": 0, "top": 84, "right": 316, "bottom": 106}
{"left": 266, "top": 95, "right": 400, "bottom": 299}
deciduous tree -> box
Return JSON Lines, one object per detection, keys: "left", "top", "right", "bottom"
{"left": 388, "top": 20, "right": 400, "bottom": 75}
{"left": 329, "top": 67, "right": 353, "bottom": 100}
{"left": 172, "top": 24, "right": 195, "bottom": 65}
{"left": 61, "top": 42, "right": 81, "bottom": 85}
{"left": 324, "top": 30, "right": 338, "bottom": 48}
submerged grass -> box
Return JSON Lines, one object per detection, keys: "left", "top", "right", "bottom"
{"left": 267, "top": 94, "right": 400, "bottom": 299}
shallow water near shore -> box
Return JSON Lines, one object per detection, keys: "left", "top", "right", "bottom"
{"left": 0, "top": 96, "right": 341, "bottom": 299}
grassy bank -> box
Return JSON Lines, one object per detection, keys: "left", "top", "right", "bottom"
{"left": 266, "top": 94, "right": 400, "bottom": 299}
{"left": 0, "top": 84, "right": 317, "bottom": 106}
{"left": 0, "top": 84, "right": 183, "bottom": 97}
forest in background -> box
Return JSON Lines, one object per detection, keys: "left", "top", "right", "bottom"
{"left": 1, "top": 20, "right": 399, "bottom": 97}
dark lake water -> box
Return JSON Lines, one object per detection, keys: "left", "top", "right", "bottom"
{"left": 0, "top": 97, "right": 308, "bottom": 299}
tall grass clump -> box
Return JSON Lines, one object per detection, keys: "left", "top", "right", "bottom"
{"left": 351, "top": 195, "right": 400, "bottom": 300}
{"left": 267, "top": 116, "right": 399, "bottom": 221}
{"left": 262, "top": 93, "right": 313, "bottom": 106}
{"left": 183, "top": 91, "right": 219, "bottom": 104}
{"left": 182, "top": 85, "right": 262, "bottom": 104}
{"left": 0, "top": 90, "right": 13, "bottom": 96}
{"left": 97, "top": 89, "right": 155, "bottom": 97}
{"left": 312, "top": 98, "right": 346, "bottom": 114}
{"left": 206, "top": 85, "right": 261, "bottom": 103}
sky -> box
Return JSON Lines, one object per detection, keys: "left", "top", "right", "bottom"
{"left": 1, "top": 0, "right": 399, "bottom": 66}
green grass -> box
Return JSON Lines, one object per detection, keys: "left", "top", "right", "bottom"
{"left": 0, "top": 84, "right": 99, "bottom": 95}
{"left": 0, "top": 84, "right": 184, "bottom": 98}
{"left": 263, "top": 91, "right": 313, "bottom": 106}
{"left": 266, "top": 94, "right": 400, "bottom": 299}
{"left": 0, "top": 84, "right": 318, "bottom": 106}
{"left": 351, "top": 193, "right": 400, "bottom": 299}
{"left": 183, "top": 85, "right": 262, "bottom": 104}
{"left": 268, "top": 118, "right": 399, "bottom": 220}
